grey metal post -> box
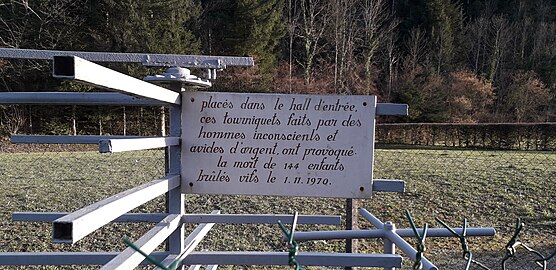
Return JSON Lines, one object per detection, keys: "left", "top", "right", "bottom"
{"left": 345, "top": 199, "right": 358, "bottom": 270}
{"left": 166, "top": 80, "right": 185, "bottom": 269}
{"left": 383, "top": 222, "right": 396, "bottom": 270}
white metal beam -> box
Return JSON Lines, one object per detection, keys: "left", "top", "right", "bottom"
{"left": 0, "top": 92, "right": 165, "bottom": 106}
{"left": 384, "top": 230, "right": 437, "bottom": 270}
{"left": 0, "top": 252, "right": 402, "bottom": 268}
{"left": 99, "top": 137, "right": 180, "bottom": 153}
{"left": 292, "top": 227, "right": 496, "bottom": 241}
{"left": 11, "top": 135, "right": 155, "bottom": 144}
{"left": 0, "top": 252, "right": 169, "bottom": 265}
{"left": 182, "top": 252, "right": 403, "bottom": 268}
{"left": 53, "top": 175, "right": 180, "bottom": 243}
{"left": 100, "top": 214, "right": 182, "bottom": 270}
{"left": 372, "top": 179, "right": 406, "bottom": 193}
{"left": 155, "top": 210, "right": 220, "bottom": 270}
{"left": 0, "top": 48, "right": 254, "bottom": 68}
{"left": 359, "top": 208, "right": 437, "bottom": 270}
{"left": 376, "top": 103, "right": 409, "bottom": 116}
{"left": 52, "top": 56, "right": 181, "bottom": 104}
{"left": 12, "top": 212, "right": 167, "bottom": 223}
{"left": 13, "top": 212, "right": 340, "bottom": 225}
{"left": 181, "top": 214, "right": 341, "bottom": 225}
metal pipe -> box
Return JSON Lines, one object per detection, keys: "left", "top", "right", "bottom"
{"left": 0, "top": 48, "right": 254, "bottom": 68}
{"left": 52, "top": 56, "right": 181, "bottom": 105}
{"left": 383, "top": 222, "right": 396, "bottom": 270}
{"left": 384, "top": 230, "right": 438, "bottom": 270}
{"left": 0, "top": 92, "right": 165, "bottom": 106}
{"left": 293, "top": 227, "right": 495, "bottom": 241}
{"left": 358, "top": 208, "right": 384, "bottom": 229}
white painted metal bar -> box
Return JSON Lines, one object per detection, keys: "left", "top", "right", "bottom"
{"left": 167, "top": 102, "right": 184, "bottom": 258}
{"left": 155, "top": 210, "right": 220, "bottom": 270}
{"left": 158, "top": 255, "right": 178, "bottom": 269}
{"left": 156, "top": 210, "right": 220, "bottom": 269}
{"left": 188, "top": 265, "right": 201, "bottom": 270}
{"left": 100, "top": 214, "right": 182, "bottom": 270}
{"left": 0, "top": 48, "right": 254, "bottom": 68}
{"left": 376, "top": 103, "right": 409, "bottom": 116}
{"left": 292, "top": 227, "right": 496, "bottom": 241}
{"left": 15, "top": 212, "right": 341, "bottom": 225}
{"left": 359, "top": 208, "right": 437, "bottom": 270}
{"left": 0, "top": 92, "right": 165, "bottom": 106}
{"left": 205, "top": 265, "right": 219, "bottom": 270}
{"left": 384, "top": 230, "right": 437, "bottom": 270}
{"left": 372, "top": 179, "right": 406, "bottom": 193}
{"left": 383, "top": 222, "right": 397, "bottom": 270}
{"left": 182, "top": 214, "right": 342, "bottom": 225}
{"left": 12, "top": 212, "right": 167, "bottom": 223}
{"left": 52, "top": 56, "right": 181, "bottom": 104}
{"left": 359, "top": 208, "right": 385, "bottom": 229}
{"left": 0, "top": 249, "right": 403, "bottom": 267}
{"left": 99, "top": 137, "right": 180, "bottom": 153}
{"left": 53, "top": 175, "right": 180, "bottom": 243}
{"left": 0, "top": 252, "right": 169, "bottom": 265}
{"left": 182, "top": 252, "right": 402, "bottom": 268}
{"left": 11, "top": 135, "right": 155, "bottom": 144}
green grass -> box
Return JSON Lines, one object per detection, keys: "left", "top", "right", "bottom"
{"left": 0, "top": 149, "right": 555, "bottom": 269}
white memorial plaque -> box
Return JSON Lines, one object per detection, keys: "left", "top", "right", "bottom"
{"left": 181, "top": 92, "right": 376, "bottom": 198}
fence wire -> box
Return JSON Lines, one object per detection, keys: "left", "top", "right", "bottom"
{"left": 0, "top": 141, "right": 554, "bottom": 269}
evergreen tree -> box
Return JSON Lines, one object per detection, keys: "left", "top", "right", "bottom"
{"left": 425, "top": 0, "right": 464, "bottom": 73}
{"left": 199, "top": 0, "right": 286, "bottom": 82}
{"left": 82, "top": 0, "right": 201, "bottom": 54}
{"left": 229, "top": 0, "right": 285, "bottom": 75}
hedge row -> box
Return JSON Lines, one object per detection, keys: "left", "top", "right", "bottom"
{"left": 376, "top": 123, "right": 556, "bottom": 151}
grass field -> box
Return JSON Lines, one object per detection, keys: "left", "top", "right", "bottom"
{"left": 0, "top": 148, "right": 555, "bottom": 269}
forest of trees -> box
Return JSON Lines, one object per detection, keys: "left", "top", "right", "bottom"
{"left": 0, "top": 0, "right": 555, "bottom": 137}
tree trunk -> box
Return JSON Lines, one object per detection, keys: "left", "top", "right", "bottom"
{"left": 72, "top": 105, "right": 77, "bottom": 136}
{"left": 123, "top": 106, "right": 127, "bottom": 136}
{"left": 139, "top": 107, "right": 144, "bottom": 136}
{"left": 159, "top": 106, "right": 166, "bottom": 136}
{"left": 28, "top": 105, "right": 33, "bottom": 133}
{"left": 98, "top": 111, "right": 103, "bottom": 136}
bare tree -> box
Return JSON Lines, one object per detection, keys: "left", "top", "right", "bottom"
{"left": 1, "top": 105, "right": 26, "bottom": 135}
{"left": 487, "top": 15, "right": 511, "bottom": 82}
{"left": 503, "top": 71, "right": 552, "bottom": 122}
{"left": 330, "top": 0, "right": 359, "bottom": 93}
{"left": 285, "top": 0, "right": 300, "bottom": 93}
{"left": 361, "top": 0, "right": 397, "bottom": 89}
{"left": 298, "top": 0, "right": 330, "bottom": 85}
{"left": 384, "top": 22, "right": 400, "bottom": 100}
{"left": 405, "top": 27, "right": 428, "bottom": 73}
{"left": 465, "top": 16, "right": 488, "bottom": 75}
